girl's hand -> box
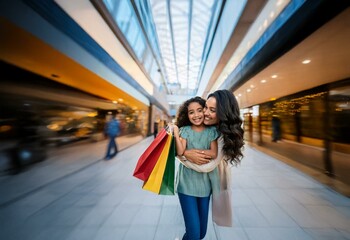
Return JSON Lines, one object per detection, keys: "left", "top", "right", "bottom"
{"left": 183, "top": 149, "right": 211, "bottom": 165}
{"left": 168, "top": 123, "right": 179, "bottom": 137}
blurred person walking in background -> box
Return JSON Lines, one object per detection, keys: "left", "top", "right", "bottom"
{"left": 104, "top": 113, "right": 120, "bottom": 160}
{"left": 271, "top": 115, "right": 281, "bottom": 142}
{"left": 153, "top": 121, "right": 159, "bottom": 139}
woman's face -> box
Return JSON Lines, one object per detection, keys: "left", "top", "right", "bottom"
{"left": 187, "top": 102, "right": 204, "bottom": 126}
{"left": 204, "top": 96, "right": 218, "bottom": 125}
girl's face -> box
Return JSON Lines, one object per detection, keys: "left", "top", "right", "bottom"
{"left": 204, "top": 97, "right": 218, "bottom": 125}
{"left": 187, "top": 102, "right": 204, "bottom": 126}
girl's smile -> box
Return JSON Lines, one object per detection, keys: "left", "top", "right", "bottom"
{"left": 188, "top": 102, "right": 204, "bottom": 126}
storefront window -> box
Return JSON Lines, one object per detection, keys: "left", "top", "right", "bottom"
{"left": 329, "top": 85, "right": 350, "bottom": 144}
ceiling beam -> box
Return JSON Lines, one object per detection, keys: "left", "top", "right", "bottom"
{"left": 166, "top": 0, "right": 179, "bottom": 86}
{"left": 201, "top": 0, "right": 268, "bottom": 97}
{"left": 186, "top": 0, "right": 193, "bottom": 90}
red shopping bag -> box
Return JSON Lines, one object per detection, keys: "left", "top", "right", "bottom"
{"left": 133, "top": 128, "right": 169, "bottom": 181}
{"left": 142, "top": 133, "right": 172, "bottom": 194}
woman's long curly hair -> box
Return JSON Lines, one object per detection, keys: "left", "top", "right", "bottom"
{"left": 208, "top": 90, "right": 245, "bottom": 165}
{"left": 176, "top": 96, "right": 206, "bottom": 128}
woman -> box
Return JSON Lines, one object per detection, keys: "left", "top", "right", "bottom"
{"left": 178, "top": 89, "right": 244, "bottom": 229}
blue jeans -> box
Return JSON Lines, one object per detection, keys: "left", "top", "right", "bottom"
{"left": 178, "top": 193, "right": 211, "bottom": 240}
{"left": 105, "top": 137, "right": 118, "bottom": 159}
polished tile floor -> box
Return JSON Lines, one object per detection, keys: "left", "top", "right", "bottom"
{"left": 0, "top": 136, "right": 349, "bottom": 240}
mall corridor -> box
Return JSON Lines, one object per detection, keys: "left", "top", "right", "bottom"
{"left": 0, "top": 136, "right": 349, "bottom": 240}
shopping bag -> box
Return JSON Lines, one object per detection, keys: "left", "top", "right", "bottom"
{"left": 133, "top": 128, "right": 169, "bottom": 181}
{"left": 159, "top": 136, "right": 175, "bottom": 195}
{"left": 142, "top": 133, "right": 172, "bottom": 194}
{"left": 212, "top": 160, "right": 233, "bottom": 227}
{"left": 212, "top": 189, "right": 232, "bottom": 226}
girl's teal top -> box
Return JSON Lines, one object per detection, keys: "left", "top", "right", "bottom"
{"left": 176, "top": 125, "right": 220, "bottom": 197}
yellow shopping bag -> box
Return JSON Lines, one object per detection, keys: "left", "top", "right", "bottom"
{"left": 142, "top": 132, "right": 172, "bottom": 194}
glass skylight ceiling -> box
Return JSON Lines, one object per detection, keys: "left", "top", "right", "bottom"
{"left": 101, "top": 0, "right": 223, "bottom": 96}
{"left": 149, "top": 0, "right": 223, "bottom": 95}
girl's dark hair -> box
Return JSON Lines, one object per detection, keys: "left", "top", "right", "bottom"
{"left": 176, "top": 96, "right": 206, "bottom": 128}
{"left": 208, "top": 90, "right": 245, "bottom": 165}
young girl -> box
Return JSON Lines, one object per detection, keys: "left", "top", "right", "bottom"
{"left": 171, "top": 96, "right": 220, "bottom": 240}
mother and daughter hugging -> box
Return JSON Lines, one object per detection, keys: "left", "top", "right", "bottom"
{"left": 168, "top": 89, "right": 244, "bottom": 240}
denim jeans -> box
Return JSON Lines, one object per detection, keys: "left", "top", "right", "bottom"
{"left": 178, "top": 192, "right": 211, "bottom": 240}
{"left": 105, "top": 137, "right": 118, "bottom": 159}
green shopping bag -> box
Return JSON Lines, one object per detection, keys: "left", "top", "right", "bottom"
{"left": 159, "top": 136, "right": 175, "bottom": 195}
{"left": 142, "top": 133, "right": 172, "bottom": 194}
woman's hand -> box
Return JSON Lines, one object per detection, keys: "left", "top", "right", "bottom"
{"left": 183, "top": 149, "right": 212, "bottom": 165}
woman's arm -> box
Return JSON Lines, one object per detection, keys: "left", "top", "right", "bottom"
{"left": 182, "top": 148, "right": 212, "bottom": 164}
{"left": 204, "top": 139, "right": 218, "bottom": 159}
{"left": 185, "top": 138, "right": 217, "bottom": 162}
{"left": 178, "top": 142, "right": 220, "bottom": 173}
{"left": 178, "top": 151, "right": 221, "bottom": 173}
{"left": 178, "top": 137, "right": 223, "bottom": 172}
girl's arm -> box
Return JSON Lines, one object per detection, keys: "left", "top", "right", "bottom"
{"left": 201, "top": 139, "right": 218, "bottom": 159}
{"left": 172, "top": 125, "right": 186, "bottom": 156}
